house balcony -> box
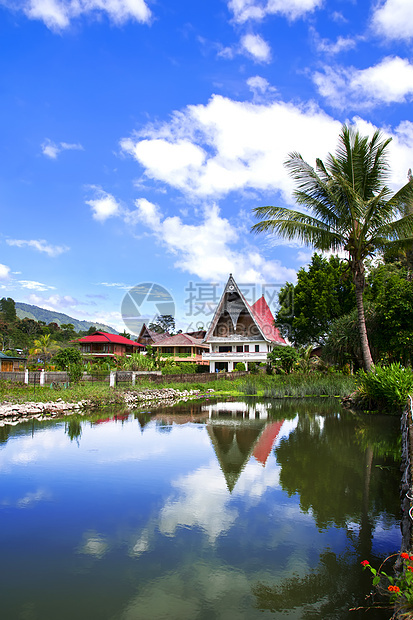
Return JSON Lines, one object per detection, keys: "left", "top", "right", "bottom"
{"left": 159, "top": 353, "right": 209, "bottom": 365}
{"left": 202, "top": 352, "right": 268, "bottom": 361}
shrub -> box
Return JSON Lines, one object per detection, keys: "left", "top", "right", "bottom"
{"left": 235, "top": 362, "right": 246, "bottom": 371}
{"left": 268, "top": 346, "right": 299, "bottom": 373}
{"left": 53, "top": 347, "right": 82, "bottom": 370}
{"left": 67, "top": 362, "right": 83, "bottom": 383}
{"left": 356, "top": 363, "right": 413, "bottom": 411}
{"left": 162, "top": 362, "right": 197, "bottom": 375}
{"left": 239, "top": 380, "right": 257, "bottom": 395}
{"left": 249, "top": 362, "right": 259, "bottom": 374}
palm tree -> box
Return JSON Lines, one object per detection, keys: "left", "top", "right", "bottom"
{"left": 252, "top": 125, "right": 413, "bottom": 372}
{"left": 30, "top": 333, "right": 59, "bottom": 364}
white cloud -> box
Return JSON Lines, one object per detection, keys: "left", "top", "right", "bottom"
{"left": 159, "top": 461, "right": 238, "bottom": 543}
{"left": 131, "top": 199, "right": 297, "bottom": 282}
{"left": 311, "top": 28, "right": 357, "bottom": 55}
{"left": 0, "top": 264, "right": 11, "bottom": 280}
{"left": 19, "top": 280, "right": 56, "bottom": 292}
{"left": 26, "top": 293, "right": 79, "bottom": 309}
{"left": 240, "top": 33, "right": 271, "bottom": 62}
{"left": 228, "top": 0, "right": 323, "bottom": 23}
{"left": 6, "top": 238, "right": 69, "bottom": 257}
{"left": 86, "top": 186, "right": 121, "bottom": 222}
{"left": 313, "top": 56, "right": 413, "bottom": 109}
{"left": 78, "top": 533, "right": 109, "bottom": 559}
{"left": 41, "top": 138, "right": 83, "bottom": 159}
{"left": 247, "top": 75, "right": 271, "bottom": 94}
{"left": 13, "top": 0, "right": 151, "bottom": 31}
{"left": 121, "top": 94, "right": 342, "bottom": 201}
{"left": 372, "top": 0, "right": 413, "bottom": 41}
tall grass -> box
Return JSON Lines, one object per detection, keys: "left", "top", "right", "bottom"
{"left": 261, "top": 373, "right": 356, "bottom": 398}
{"left": 356, "top": 363, "right": 413, "bottom": 412}
{"left": 0, "top": 372, "right": 356, "bottom": 406}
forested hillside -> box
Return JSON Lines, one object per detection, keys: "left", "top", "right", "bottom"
{"left": 15, "top": 302, "right": 117, "bottom": 334}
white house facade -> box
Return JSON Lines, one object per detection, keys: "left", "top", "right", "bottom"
{"left": 203, "top": 274, "right": 286, "bottom": 372}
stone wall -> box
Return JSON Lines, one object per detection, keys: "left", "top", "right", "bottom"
{"left": 400, "top": 400, "right": 413, "bottom": 552}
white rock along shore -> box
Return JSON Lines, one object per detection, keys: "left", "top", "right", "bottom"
{"left": 0, "top": 387, "right": 214, "bottom": 425}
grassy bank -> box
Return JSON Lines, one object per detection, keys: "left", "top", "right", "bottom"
{"left": 0, "top": 372, "right": 356, "bottom": 407}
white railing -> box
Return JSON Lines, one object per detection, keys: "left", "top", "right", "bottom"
{"left": 202, "top": 352, "right": 267, "bottom": 359}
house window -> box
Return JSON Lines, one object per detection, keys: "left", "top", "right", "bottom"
{"left": 219, "top": 346, "right": 232, "bottom": 353}
{"left": 255, "top": 345, "right": 260, "bottom": 352}
{"left": 244, "top": 345, "right": 249, "bottom": 352}
{"left": 82, "top": 345, "right": 91, "bottom": 353}
{"left": 236, "top": 346, "right": 243, "bottom": 352}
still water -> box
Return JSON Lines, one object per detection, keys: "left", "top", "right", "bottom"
{"left": 0, "top": 398, "right": 401, "bottom": 620}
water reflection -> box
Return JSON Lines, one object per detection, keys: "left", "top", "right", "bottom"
{"left": 0, "top": 399, "right": 401, "bottom": 620}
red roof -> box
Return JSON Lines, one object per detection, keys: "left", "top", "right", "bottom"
{"left": 73, "top": 331, "right": 143, "bottom": 347}
{"left": 154, "top": 333, "right": 208, "bottom": 348}
{"left": 253, "top": 420, "right": 284, "bottom": 465}
{"left": 250, "top": 296, "right": 286, "bottom": 344}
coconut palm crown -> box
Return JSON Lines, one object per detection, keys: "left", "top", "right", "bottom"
{"left": 252, "top": 125, "right": 413, "bottom": 372}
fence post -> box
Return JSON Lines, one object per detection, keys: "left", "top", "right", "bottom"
{"left": 24, "top": 369, "right": 29, "bottom": 384}
{"left": 132, "top": 372, "right": 136, "bottom": 386}
{"left": 110, "top": 371, "right": 116, "bottom": 388}
{"left": 40, "top": 370, "right": 45, "bottom": 386}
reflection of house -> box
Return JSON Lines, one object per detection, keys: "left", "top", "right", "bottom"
{"left": 152, "top": 333, "right": 209, "bottom": 365}
{"left": 203, "top": 274, "right": 286, "bottom": 372}
{"left": 207, "top": 417, "right": 284, "bottom": 491}
{"left": 0, "top": 352, "right": 27, "bottom": 371}
{"left": 73, "top": 331, "right": 144, "bottom": 360}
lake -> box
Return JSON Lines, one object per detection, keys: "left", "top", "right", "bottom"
{"left": 0, "top": 398, "right": 401, "bottom": 619}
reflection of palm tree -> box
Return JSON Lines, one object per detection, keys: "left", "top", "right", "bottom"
{"left": 255, "top": 412, "right": 401, "bottom": 618}
{"left": 65, "top": 418, "right": 82, "bottom": 444}
{"left": 253, "top": 126, "right": 413, "bottom": 371}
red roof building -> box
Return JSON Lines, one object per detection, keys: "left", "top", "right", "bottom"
{"left": 72, "top": 331, "right": 143, "bottom": 360}
{"left": 151, "top": 332, "right": 209, "bottom": 365}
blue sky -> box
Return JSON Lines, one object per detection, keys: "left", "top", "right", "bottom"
{"left": 1, "top": 0, "right": 413, "bottom": 333}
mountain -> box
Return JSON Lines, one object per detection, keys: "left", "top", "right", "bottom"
{"left": 15, "top": 302, "right": 118, "bottom": 334}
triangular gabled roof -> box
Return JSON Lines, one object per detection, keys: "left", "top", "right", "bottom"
{"left": 137, "top": 323, "right": 170, "bottom": 345}
{"left": 203, "top": 274, "right": 286, "bottom": 344}
{"left": 250, "top": 296, "right": 285, "bottom": 344}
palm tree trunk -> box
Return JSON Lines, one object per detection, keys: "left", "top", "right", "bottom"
{"left": 354, "top": 274, "right": 373, "bottom": 372}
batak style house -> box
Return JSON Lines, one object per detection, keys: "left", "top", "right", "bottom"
{"left": 150, "top": 332, "right": 209, "bottom": 365}
{"left": 203, "top": 274, "right": 286, "bottom": 372}
{"left": 73, "top": 331, "right": 143, "bottom": 361}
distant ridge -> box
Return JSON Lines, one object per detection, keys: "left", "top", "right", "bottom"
{"left": 15, "top": 302, "right": 118, "bottom": 334}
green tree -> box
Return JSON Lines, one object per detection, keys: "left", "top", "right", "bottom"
{"left": 148, "top": 315, "right": 175, "bottom": 334}
{"left": 0, "top": 297, "right": 17, "bottom": 323}
{"left": 322, "top": 305, "right": 378, "bottom": 370}
{"left": 276, "top": 253, "right": 355, "bottom": 346}
{"left": 252, "top": 125, "right": 413, "bottom": 371}
{"left": 53, "top": 347, "right": 82, "bottom": 370}
{"left": 368, "top": 262, "right": 413, "bottom": 364}
{"left": 30, "top": 333, "right": 59, "bottom": 363}
{"left": 268, "top": 345, "right": 299, "bottom": 373}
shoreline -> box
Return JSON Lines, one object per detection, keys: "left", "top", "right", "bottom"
{"left": 0, "top": 387, "right": 214, "bottom": 425}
